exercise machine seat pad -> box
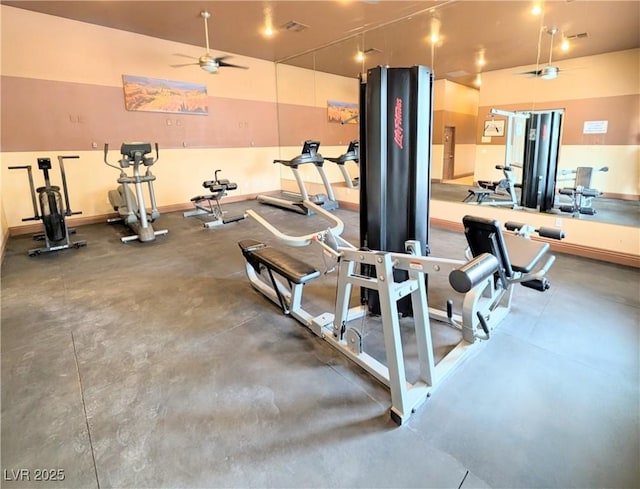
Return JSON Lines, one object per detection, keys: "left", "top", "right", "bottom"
{"left": 502, "top": 234, "right": 549, "bottom": 273}
{"left": 238, "top": 240, "right": 321, "bottom": 285}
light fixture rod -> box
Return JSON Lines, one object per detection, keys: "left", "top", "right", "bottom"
{"left": 202, "top": 11, "right": 211, "bottom": 54}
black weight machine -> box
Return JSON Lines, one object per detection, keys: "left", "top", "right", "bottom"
{"left": 257, "top": 140, "right": 338, "bottom": 215}
{"left": 324, "top": 140, "right": 360, "bottom": 189}
{"left": 183, "top": 169, "right": 245, "bottom": 228}
{"left": 520, "top": 110, "right": 564, "bottom": 213}
{"left": 9, "top": 156, "right": 87, "bottom": 256}
{"left": 104, "top": 142, "right": 168, "bottom": 243}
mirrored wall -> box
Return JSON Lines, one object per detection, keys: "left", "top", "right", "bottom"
{"left": 274, "top": 5, "right": 639, "bottom": 228}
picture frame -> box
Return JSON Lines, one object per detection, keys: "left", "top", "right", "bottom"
{"left": 483, "top": 119, "right": 505, "bottom": 137}
{"left": 122, "top": 75, "right": 208, "bottom": 115}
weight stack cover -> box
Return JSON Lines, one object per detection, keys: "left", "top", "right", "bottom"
{"left": 359, "top": 65, "right": 433, "bottom": 315}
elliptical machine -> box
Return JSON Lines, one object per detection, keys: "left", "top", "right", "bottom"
{"left": 9, "top": 156, "right": 87, "bottom": 256}
{"left": 104, "top": 142, "right": 168, "bottom": 243}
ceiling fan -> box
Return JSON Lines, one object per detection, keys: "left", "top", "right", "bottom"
{"left": 171, "top": 11, "right": 248, "bottom": 74}
{"left": 520, "top": 27, "right": 561, "bottom": 80}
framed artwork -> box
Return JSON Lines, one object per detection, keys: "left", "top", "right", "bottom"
{"left": 122, "top": 75, "right": 208, "bottom": 115}
{"left": 327, "top": 100, "right": 359, "bottom": 124}
{"left": 483, "top": 119, "right": 505, "bottom": 137}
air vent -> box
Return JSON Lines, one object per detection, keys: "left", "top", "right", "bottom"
{"left": 445, "top": 70, "right": 471, "bottom": 78}
{"left": 566, "top": 32, "right": 588, "bottom": 40}
{"left": 364, "top": 48, "right": 382, "bottom": 55}
{"left": 281, "top": 20, "right": 309, "bottom": 32}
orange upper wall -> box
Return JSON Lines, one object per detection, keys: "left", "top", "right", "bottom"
{"left": 477, "top": 94, "right": 639, "bottom": 146}
{"left": 0, "top": 76, "right": 279, "bottom": 151}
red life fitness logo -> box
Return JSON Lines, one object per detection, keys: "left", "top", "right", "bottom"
{"left": 393, "top": 97, "right": 404, "bottom": 149}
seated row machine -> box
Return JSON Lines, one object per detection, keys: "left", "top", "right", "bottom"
{"left": 104, "top": 142, "right": 168, "bottom": 243}
{"left": 239, "top": 200, "right": 560, "bottom": 425}
{"left": 183, "top": 169, "right": 245, "bottom": 228}
{"left": 9, "top": 156, "right": 87, "bottom": 256}
{"left": 464, "top": 164, "right": 520, "bottom": 207}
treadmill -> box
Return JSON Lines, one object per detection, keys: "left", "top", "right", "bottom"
{"left": 257, "top": 140, "right": 338, "bottom": 215}
{"left": 325, "top": 140, "right": 359, "bottom": 189}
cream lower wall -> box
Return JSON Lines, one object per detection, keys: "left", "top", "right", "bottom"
{"left": 0, "top": 190, "right": 7, "bottom": 256}
{"left": 432, "top": 146, "right": 444, "bottom": 180}
{"left": 452, "top": 144, "right": 476, "bottom": 177}
{"left": 1, "top": 147, "right": 281, "bottom": 231}
{"left": 475, "top": 144, "right": 640, "bottom": 195}
{"left": 430, "top": 200, "right": 640, "bottom": 257}
{"left": 291, "top": 179, "right": 640, "bottom": 258}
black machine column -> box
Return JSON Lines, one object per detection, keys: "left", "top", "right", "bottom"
{"left": 520, "top": 110, "right": 563, "bottom": 212}
{"left": 359, "top": 65, "right": 433, "bottom": 315}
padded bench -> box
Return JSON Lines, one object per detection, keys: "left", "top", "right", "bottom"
{"left": 463, "top": 215, "right": 551, "bottom": 291}
{"left": 238, "top": 239, "right": 320, "bottom": 285}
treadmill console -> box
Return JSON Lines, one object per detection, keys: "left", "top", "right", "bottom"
{"left": 296, "top": 140, "right": 323, "bottom": 166}
{"left": 274, "top": 140, "right": 324, "bottom": 168}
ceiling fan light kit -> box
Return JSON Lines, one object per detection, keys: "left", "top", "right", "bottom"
{"left": 171, "top": 10, "right": 249, "bottom": 74}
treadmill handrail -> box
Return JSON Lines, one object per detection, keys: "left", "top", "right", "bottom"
{"left": 273, "top": 154, "right": 324, "bottom": 167}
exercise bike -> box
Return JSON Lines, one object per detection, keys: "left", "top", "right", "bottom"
{"left": 104, "top": 142, "right": 168, "bottom": 243}
{"left": 183, "top": 169, "right": 245, "bottom": 228}
{"left": 9, "top": 156, "right": 87, "bottom": 256}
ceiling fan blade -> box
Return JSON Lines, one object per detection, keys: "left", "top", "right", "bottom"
{"left": 218, "top": 60, "right": 249, "bottom": 69}
{"left": 170, "top": 62, "right": 199, "bottom": 68}
{"left": 173, "top": 53, "right": 198, "bottom": 60}
{"left": 517, "top": 69, "right": 542, "bottom": 76}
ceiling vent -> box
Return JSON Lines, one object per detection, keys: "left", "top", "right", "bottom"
{"left": 566, "top": 32, "right": 589, "bottom": 40}
{"left": 281, "top": 20, "right": 309, "bottom": 32}
{"left": 445, "top": 70, "right": 471, "bottom": 78}
{"left": 364, "top": 48, "right": 382, "bottom": 55}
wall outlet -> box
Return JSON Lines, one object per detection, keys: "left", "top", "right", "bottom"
{"left": 555, "top": 218, "right": 563, "bottom": 227}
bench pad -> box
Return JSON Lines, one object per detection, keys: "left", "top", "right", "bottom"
{"left": 239, "top": 240, "right": 320, "bottom": 285}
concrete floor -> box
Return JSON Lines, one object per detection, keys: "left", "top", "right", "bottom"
{"left": 2, "top": 200, "right": 639, "bottom": 488}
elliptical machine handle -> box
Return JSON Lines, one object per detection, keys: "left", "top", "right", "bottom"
{"left": 103, "top": 144, "right": 122, "bottom": 171}
{"left": 57, "top": 155, "right": 82, "bottom": 217}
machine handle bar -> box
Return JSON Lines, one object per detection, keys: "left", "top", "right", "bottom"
{"left": 246, "top": 199, "right": 344, "bottom": 248}
{"left": 57, "top": 155, "right": 80, "bottom": 216}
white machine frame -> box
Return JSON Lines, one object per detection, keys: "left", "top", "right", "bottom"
{"left": 241, "top": 201, "right": 556, "bottom": 424}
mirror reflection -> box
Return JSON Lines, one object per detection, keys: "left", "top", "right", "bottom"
{"left": 275, "top": 6, "right": 638, "bottom": 228}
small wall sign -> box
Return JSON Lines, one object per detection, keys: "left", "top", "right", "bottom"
{"left": 583, "top": 120, "right": 608, "bottom": 134}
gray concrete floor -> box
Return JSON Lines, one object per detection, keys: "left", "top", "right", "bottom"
{"left": 2, "top": 200, "right": 639, "bottom": 488}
